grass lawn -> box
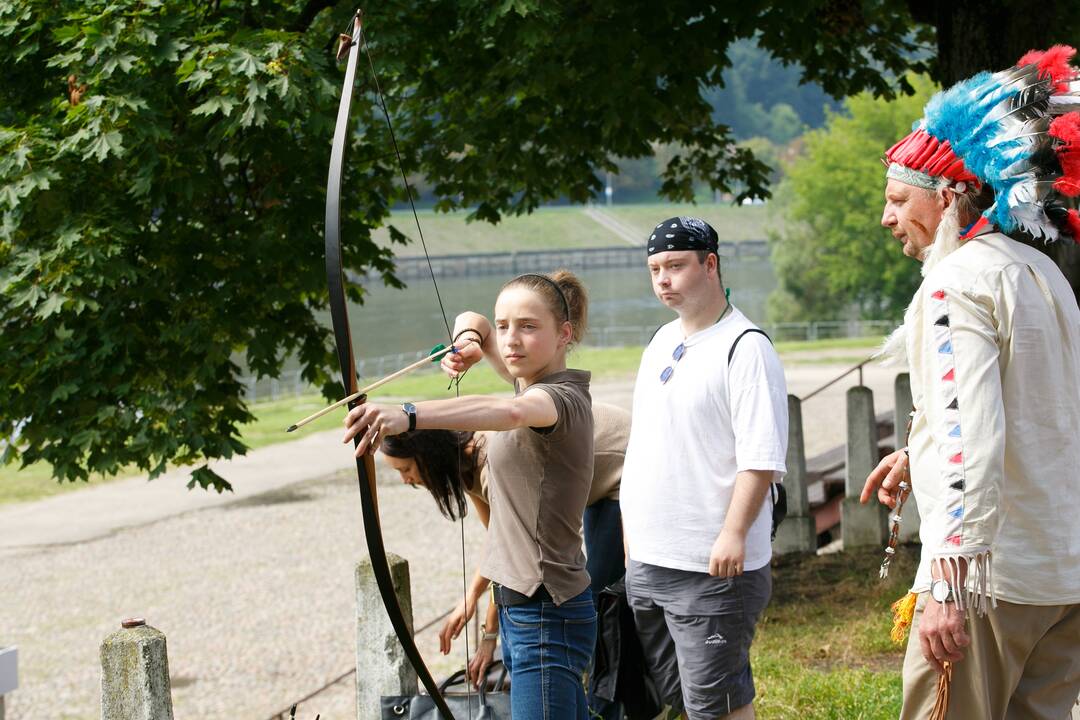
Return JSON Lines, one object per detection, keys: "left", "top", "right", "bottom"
{"left": 753, "top": 546, "right": 916, "bottom": 719}
{"left": 371, "top": 205, "right": 629, "bottom": 255}
{"left": 605, "top": 203, "right": 774, "bottom": 242}
{"left": 371, "top": 203, "right": 773, "bottom": 255}
{"left": 774, "top": 336, "right": 885, "bottom": 354}
{"left": 0, "top": 339, "right": 883, "bottom": 506}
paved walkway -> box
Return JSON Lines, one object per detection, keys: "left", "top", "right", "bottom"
{"left": 0, "top": 361, "right": 914, "bottom": 719}
{"left": 0, "top": 423, "right": 361, "bottom": 554}
{"left": 582, "top": 206, "right": 642, "bottom": 246}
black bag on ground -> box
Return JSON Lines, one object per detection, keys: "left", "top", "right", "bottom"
{"left": 590, "top": 577, "right": 664, "bottom": 720}
{"left": 727, "top": 328, "right": 787, "bottom": 540}
{"left": 381, "top": 660, "right": 510, "bottom": 719}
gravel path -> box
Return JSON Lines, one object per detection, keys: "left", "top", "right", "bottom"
{"left": 0, "top": 364, "right": 910, "bottom": 719}
{"left": 2, "top": 464, "right": 487, "bottom": 719}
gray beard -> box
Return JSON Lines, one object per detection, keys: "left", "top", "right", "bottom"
{"left": 919, "top": 203, "right": 963, "bottom": 275}
{"left": 876, "top": 205, "right": 964, "bottom": 367}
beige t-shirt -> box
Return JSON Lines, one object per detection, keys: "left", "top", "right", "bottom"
{"left": 469, "top": 401, "right": 628, "bottom": 507}
{"left": 588, "top": 401, "right": 629, "bottom": 505}
{"left": 480, "top": 369, "right": 594, "bottom": 605}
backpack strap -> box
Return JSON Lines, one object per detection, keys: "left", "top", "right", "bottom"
{"left": 727, "top": 328, "right": 772, "bottom": 366}
{"left": 725, "top": 327, "right": 787, "bottom": 540}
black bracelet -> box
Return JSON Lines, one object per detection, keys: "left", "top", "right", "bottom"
{"left": 452, "top": 327, "right": 484, "bottom": 346}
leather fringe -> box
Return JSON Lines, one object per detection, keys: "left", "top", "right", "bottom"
{"left": 933, "top": 550, "right": 996, "bottom": 616}
{"left": 929, "top": 661, "right": 953, "bottom": 720}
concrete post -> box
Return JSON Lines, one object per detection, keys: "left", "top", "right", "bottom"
{"left": 842, "top": 386, "right": 888, "bottom": 547}
{"left": 0, "top": 645, "right": 16, "bottom": 720}
{"left": 893, "top": 373, "right": 922, "bottom": 541}
{"left": 100, "top": 619, "right": 174, "bottom": 720}
{"left": 893, "top": 373, "right": 912, "bottom": 449}
{"left": 773, "top": 394, "right": 817, "bottom": 554}
{"left": 356, "top": 553, "right": 417, "bottom": 720}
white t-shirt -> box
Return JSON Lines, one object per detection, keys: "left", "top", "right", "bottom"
{"left": 621, "top": 307, "right": 788, "bottom": 573}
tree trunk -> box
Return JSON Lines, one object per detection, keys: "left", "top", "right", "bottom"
{"left": 908, "top": 0, "right": 1062, "bottom": 85}
{"left": 906, "top": 0, "right": 1080, "bottom": 303}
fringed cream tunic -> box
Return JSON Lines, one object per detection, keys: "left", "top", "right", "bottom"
{"left": 904, "top": 230, "right": 1080, "bottom": 611}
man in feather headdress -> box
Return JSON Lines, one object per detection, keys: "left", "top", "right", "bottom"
{"left": 861, "top": 46, "right": 1080, "bottom": 719}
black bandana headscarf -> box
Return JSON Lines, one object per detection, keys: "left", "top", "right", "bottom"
{"left": 646, "top": 216, "right": 719, "bottom": 256}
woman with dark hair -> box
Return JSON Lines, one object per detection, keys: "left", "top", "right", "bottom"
{"left": 380, "top": 429, "right": 477, "bottom": 521}
{"left": 379, "top": 401, "right": 630, "bottom": 701}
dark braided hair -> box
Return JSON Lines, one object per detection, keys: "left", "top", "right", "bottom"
{"left": 380, "top": 430, "right": 480, "bottom": 521}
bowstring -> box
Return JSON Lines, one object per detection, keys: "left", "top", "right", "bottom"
{"left": 356, "top": 16, "right": 475, "bottom": 715}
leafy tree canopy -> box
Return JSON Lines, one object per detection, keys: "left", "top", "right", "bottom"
{"left": 1, "top": 0, "right": 933, "bottom": 490}
{"left": 767, "top": 75, "right": 937, "bottom": 323}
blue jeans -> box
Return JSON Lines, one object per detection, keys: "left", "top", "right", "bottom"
{"left": 584, "top": 498, "right": 625, "bottom": 597}
{"left": 499, "top": 588, "right": 597, "bottom": 720}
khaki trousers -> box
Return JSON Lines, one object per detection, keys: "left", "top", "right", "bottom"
{"left": 900, "top": 593, "right": 1080, "bottom": 720}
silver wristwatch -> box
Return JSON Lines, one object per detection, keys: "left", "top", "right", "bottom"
{"left": 930, "top": 578, "right": 956, "bottom": 603}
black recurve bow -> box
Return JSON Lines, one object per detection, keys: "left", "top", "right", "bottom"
{"left": 324, "top": 11, "right": 456, "bottom": 719}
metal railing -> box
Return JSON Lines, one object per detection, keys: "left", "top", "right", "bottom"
{"left": 240, "top": 320, "right": 895, "bottom": 403}
{"left": 386, "top": 242, "right": 771, "bottom": 280}
{"left": 800, "top": 356, "right": 878, "bottom": 401}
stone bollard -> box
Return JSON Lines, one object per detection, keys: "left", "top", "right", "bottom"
{"left": 893, "top": 373, "right": 922, "bottom": 541}
{"left": 356, "top": 553, "right": 417, "bottom": 720}
{"left": 842, "top": 386, "right": 888, "bottom": 547}
{"left": 100, "top": 618, "right": 174, "bottom": 720}
{"left": 0, "top": 645, "right": 16, "bottom": 720}
{"left": 773, "top": 394, "right": 817, "bottom": 554}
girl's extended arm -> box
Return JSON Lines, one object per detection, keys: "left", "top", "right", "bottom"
{"left": 345, "top": 390, "right": 557, "bottom": 457}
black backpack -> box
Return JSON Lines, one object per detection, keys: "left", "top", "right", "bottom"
{"left": 727, "top": 329, "right": 788, "bottom": 541}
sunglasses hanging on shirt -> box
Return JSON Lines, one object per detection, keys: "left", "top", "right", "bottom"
{"left": 659, "top": 296, "right": 733, "bottom": 385}
{"left": 659, "top": 343, "right": 686, "bottom": 384}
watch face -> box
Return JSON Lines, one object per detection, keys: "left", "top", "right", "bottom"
{"left": 931, "top": 580, "right": 949, "bottom": 603}
{"left": 403, "top": 402, "right": 416, "bottom": 413}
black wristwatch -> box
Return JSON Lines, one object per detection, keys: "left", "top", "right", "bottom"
{"left": 401, "top": 402, "right": 417, "bottom": 432}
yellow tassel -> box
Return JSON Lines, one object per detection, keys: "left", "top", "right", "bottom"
{"left": 929, "top": 661, "right": 953, "bottom": 720}
{"left": 890, "top": 591, "right": 918, "bottom": 644}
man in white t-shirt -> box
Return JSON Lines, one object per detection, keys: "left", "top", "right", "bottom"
{"left": 621, "top": 216, "right": 788, "bottom": 720}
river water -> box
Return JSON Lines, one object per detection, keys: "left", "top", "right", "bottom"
{"left": 340, "top": 256, "right": 776, "bottom": 358}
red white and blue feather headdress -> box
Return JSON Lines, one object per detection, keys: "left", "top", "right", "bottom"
{"left": 885, "top": 46, "right": 1080, "bottom": 243}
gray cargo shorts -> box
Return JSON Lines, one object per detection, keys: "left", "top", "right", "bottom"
{"left": 625, "top": 559, "right": 771, "bottom": 719}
